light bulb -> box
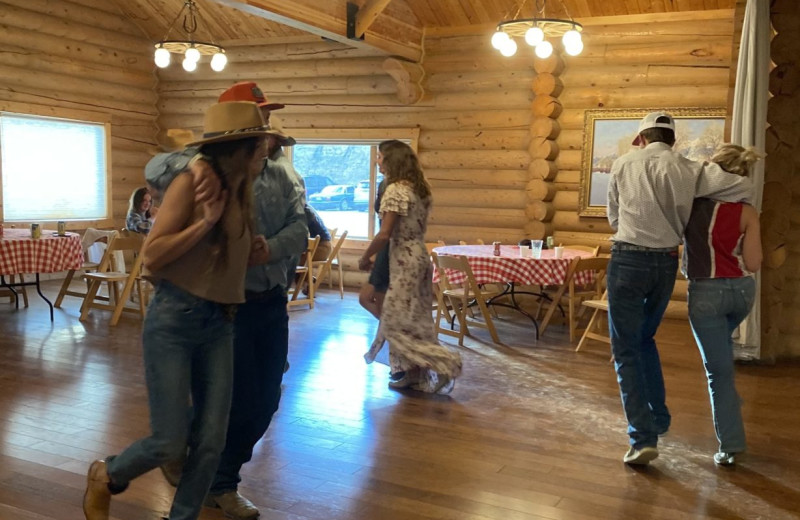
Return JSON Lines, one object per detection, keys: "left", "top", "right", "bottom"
{"left": 210, "top": 52, "right": 227, "bottom": 72}
{"left": 491, "top": 31, "right": 510, "bottom": 50}
{"left": 525, "top": 26, "right": 544, "bottom": 46}
{"left": 562, "top": 29, "right": 582, "bottom": 47}
{"left": 182, "top": 57, "right": 197, "bottom": 72}
{"left": 154, "top": 47, "right": 171, "bottom": 68}
{"left": 535, "top": 40, "right": 553, "bottom": 58}
{"left": 564, "top": 39, "right": 584, "bottom": 56}
{"left": 500, "top": 39, "right": 517, "bottom": 57}
{"left": 185, "top": 46, "right": 200, "bottom": 62}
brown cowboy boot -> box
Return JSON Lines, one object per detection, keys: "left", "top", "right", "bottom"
{"left": 83, "top": 460, "right": 111, "bottom": 520}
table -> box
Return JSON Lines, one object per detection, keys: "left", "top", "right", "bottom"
{"left": 0, "top": 228, "right": 84, "bottom": 320}
{"left": 432, "top": 244, "right": 594, "bottom": 337}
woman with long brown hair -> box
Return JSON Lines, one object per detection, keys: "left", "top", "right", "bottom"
{"left": 83, "top": 101, "right": 272, "bottom": 520}
{"left": 359, "top": 140, "right": 461, "bottom": 393}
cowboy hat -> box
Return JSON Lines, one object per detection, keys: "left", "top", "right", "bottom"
{"left": 218, "top": 81, "right": 285, "bottom": 111}
{"left": 267, "top": 115, "right": 296, "bottom": 147}
{"left": 187, "top": 101, "right": 273, "bottom": 147}
{"left": 158, "top": 128, "right": 196, "bottom": 151}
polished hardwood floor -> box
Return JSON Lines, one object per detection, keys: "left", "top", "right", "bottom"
{"left": 0, "top": 282, "right": 799, "bottom": 519}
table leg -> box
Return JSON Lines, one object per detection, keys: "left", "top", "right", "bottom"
{"left": 485, "top": 283, "right": 541, "bottom": 339}
{"left": 34, "top": 274, "right": 54, "bottom": 321}
{"left": 0, "top": 273, "right": 54, "bottom": 321}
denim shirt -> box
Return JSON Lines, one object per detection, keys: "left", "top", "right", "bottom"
{"left": 144, "top": 150, "right": 308, "bottom": 294}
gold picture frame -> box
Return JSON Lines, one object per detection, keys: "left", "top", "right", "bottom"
{"left": 578, "top": 107, "right": 727, "bottom": 217}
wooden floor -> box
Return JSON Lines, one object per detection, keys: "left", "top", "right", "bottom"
{"left": 1, "top": 282, "right": 799, "bottom": 520}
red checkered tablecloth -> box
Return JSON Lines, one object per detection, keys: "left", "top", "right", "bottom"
{"left": 432, "top": 245, "right": 594, "bottom": 286}
{"left": 0, "top": 228, "right": 84, "bottom": 275}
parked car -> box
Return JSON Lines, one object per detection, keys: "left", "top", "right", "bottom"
{"left": 303, "top": 175, "right": 333, "bottom": 196}
{"left": 353, "top": 176, "right": 383, "bottom": 211}
{"left": 309, "top": 184, "right": 355, "bottom": 210}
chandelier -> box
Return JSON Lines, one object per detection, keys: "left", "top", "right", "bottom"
{"left": 154, "top": 0, "right": 227, "bottom": 72}
{"left": 491, "top": 0, "right": 584, "bottom": 58}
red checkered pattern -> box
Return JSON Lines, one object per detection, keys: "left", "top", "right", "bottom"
{"left": 432, "top": 245, "right": 594, "bottom": 286}
{"left": 0, "top": 228, "right": 84, "bottom": 275}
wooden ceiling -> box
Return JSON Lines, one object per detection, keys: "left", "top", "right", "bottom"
{"left": 109, "top": 0, "right": 737, "bottom": 62}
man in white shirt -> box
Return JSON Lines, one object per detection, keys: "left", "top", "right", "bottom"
{"left": 606, "top": 112, "right": 752, "bottom": 465}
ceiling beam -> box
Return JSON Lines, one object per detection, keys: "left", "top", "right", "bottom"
{"left": 355, "top": 0, "right": 393, "bottom": 37}
{"left": 210, "top": 0, "right": 421, "bottom": 62}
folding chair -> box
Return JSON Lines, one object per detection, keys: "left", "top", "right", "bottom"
{"left": 79, "top": 233, "right": 146, "bottom": 326}
{"left": 576, "top": 289, "right": 611, "bottom": 352}
{"left": 560, "top": 244, "right": 601, "bottom": 256}
{"left": 54, "top": 228, "right": 118, "bottom": 308}
{"left": 312, "top": 230, "right": 348, "bottom": 298}
{"left": 539, "top": 256, "right": 609, "bottom": 341}
{"left": 432, "top": 252, "right": 501, "bottom": 345}
{"left": 288, "top": 235, "right": 321, "bottom": 309}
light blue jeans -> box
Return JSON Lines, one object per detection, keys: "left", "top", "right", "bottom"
{"left": 688, "top": 276, "right": 754, "bottom": 454}
{"left": 107, "top": 281, "right": 234, "bottom": 520}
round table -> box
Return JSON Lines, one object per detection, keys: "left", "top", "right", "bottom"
{"left": 0, "top": 228, "right": 83, "bottom": 320}
{"left": 432, "top": 244, "right": 595, "bottom": 338}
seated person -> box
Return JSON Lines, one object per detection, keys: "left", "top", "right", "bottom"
{"left": 305, "top": 204, "right": 332, "bottom": 261}
{"left": 125, "top": 187, "right": 155, "bottom": 234}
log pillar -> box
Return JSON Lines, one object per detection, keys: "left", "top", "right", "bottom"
{"left": 762, "top": 0, "right": 800, "bottom": 359}
{"left": 525, "top": 54, "right": 565, "bottom": 239}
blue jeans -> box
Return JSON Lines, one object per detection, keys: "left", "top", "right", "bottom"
{"left": 688, "top": 276, "right": 754, "bottom": 454}
{"left": 210, "top": 287, "right": 289, "bottom": 494}
{"left": 607, "top": 249, "right": 678, "bottom": 449}
{"left": 107, "top": 281, "right": 234, "bottom": 520}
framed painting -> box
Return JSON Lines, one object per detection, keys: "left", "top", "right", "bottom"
{"left": 578, "top": 107, "right": 727, "bottom": 217}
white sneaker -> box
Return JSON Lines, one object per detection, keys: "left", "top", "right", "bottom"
{"left": 623, "top": 446, "right": 659, "bottom": 465}
{"left": 713, "top": 452, "right": 736, "bottom": 466}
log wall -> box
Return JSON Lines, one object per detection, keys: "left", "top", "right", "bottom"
{"left": 0, "top": 0, "right": 158, "bottom": 230}
{"left": 762, "top": 0, "right": 800, "bottom": 359}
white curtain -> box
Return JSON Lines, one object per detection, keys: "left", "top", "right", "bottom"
{"left": 730, "top": 0, "right": 770, "bottom": 360}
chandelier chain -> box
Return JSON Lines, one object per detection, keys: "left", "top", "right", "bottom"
{"left": 183, "top": 1, "right": 199, "bottom": 36}
{"left": 160, "top": 1, "right": 190, "bottom": 42}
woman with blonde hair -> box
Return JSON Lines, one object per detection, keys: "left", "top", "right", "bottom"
{"left": 683, "top": 143, "right": 762, "bottom": 466}
{"left": 358, "top": 140, "right": 461, "bottom": 393}
{"left": 83, "top": 101, "right": 272, "bottom": 520}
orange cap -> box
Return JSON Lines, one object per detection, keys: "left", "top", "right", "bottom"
{"left": 218, "top": 81, "right": 285, "bottom": 110}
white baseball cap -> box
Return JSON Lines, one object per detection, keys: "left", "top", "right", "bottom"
{"left": 632, "top": 111, "right": 675, "bottom": 145}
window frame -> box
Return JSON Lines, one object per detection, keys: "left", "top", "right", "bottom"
{"left": 287, "top": 128, "right": 419, "bottom": 249}
{"left": 0, "top": 101, "right": 113, "bottom": 229}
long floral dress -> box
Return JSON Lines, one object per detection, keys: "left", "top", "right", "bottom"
{"left": 365, "top": 181, "right": 462, "bottom": 393}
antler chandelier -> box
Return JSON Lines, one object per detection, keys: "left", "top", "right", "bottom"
{"left": 154, "top": 0, "right": 227, "bottom": 72}
{"left": 491, "top": 0, "right": 584, "bottom": 58}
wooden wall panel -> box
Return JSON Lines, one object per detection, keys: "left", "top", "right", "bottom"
{"left": 0, "top": 0, "right": 158, "bottom": 231}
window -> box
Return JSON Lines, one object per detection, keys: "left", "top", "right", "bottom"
{"left": 288, "top": 129, "right": 418, "bottom": 240}
{"left": 0, "top": 110, "right": 110, "bottom": 222}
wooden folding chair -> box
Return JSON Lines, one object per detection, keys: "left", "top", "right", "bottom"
{"left": 432, "top": 252, "right": 501, "bottom": 345}
{"left": 54, "top": 228, "right": 118, "bottom": 308}
{"left": 312, "top": 230, "right": 348, "bottom": 298}
{"left": 79, "top": 233, "right": 146, "bottom": 326}
{"left": 576, "top": 289, "right": 611, "bottom": 352}
{"left": 539, "top": 256, "right": 609, "bottom": 341}
{"left": 288, "top": 235, "right": 320, "bottom": 309}
{"left": 560, "top": 244, "right": 601, "bottom": 256}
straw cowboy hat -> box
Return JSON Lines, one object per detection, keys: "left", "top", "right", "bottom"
{"left": 187, "top": 101, "right": 274, "bottom": 147}
{"left": 266, "top": 114, "right": 296, "bottom": 147}
{"left": 159, "top": 128, "right": 196, "bottom": 151}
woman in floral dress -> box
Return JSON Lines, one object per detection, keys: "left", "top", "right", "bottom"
{"left": 358, "top": 140, "right": 462, "bottom": 393}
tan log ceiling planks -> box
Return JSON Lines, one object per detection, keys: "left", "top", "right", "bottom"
{"left": 105, "top": 0, "right": 738, "bottom": 63}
